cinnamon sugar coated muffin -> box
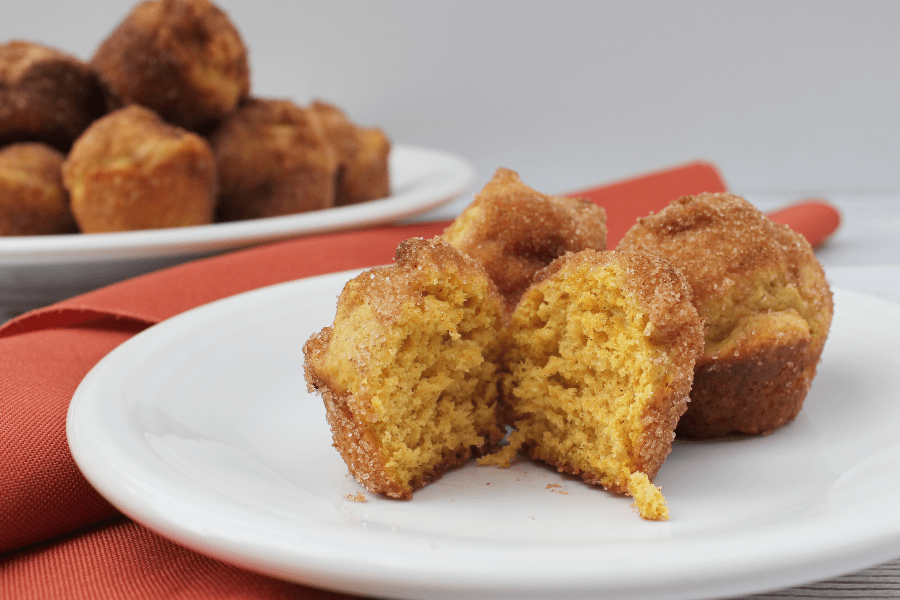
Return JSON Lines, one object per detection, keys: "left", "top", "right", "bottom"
{"left": 0, "top": 143, "right": 77, "bottom": 235}
{"left": 303, "top": 237, "right": 507, "bottom": 499}
{"left": 91, "top": 0, "right": 250, "bottom": 132}
{"left": 0, "top": 40, "right": 107, "bottom": 150}
{"left": 443, "top": 168, "right": 607, "bottom": 307}
{"left": 62, "top": 105, "right": 217, "bottom": 232}
{"left": 485, "top": 249, "right": 703, "bottom": 520}
{"left": 618, "top": 193, "right": 833, "bottom": 439}
{"left": 210, "top": 98, "right": 338, "bottom": 221}
{"left": 310, "top": 100, "right": 391, "bottom": 206}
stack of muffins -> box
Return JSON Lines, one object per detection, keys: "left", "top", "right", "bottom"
{"left": 0, "top": 0, "right": 390, "bottom": 235}
{"left": 304, "top": 169, "right": 833, "bottom": 521}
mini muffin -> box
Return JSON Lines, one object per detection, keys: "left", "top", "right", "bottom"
{"left": 443, "top": 168, "right": 607, "bottom": 307}
{"left": 0, "top": 40, "right": 107, "bottom": 151}
{"left": 210, "top": 97, "right": 337, "bottom": 221}
{"left": 62, "top": 104, "right": 217, "bottom": 232}
{"left": 304, "top": 237, "right": 507, "bottom": 500}
{"left": 0, "top": 142, "right": 77, "bottom": 236}
{"left": 310, "top": 100, "right": 390, "bottom": 206}
{"left": 618, "top": 192, "right": 833, "bottom": 439}
{"left": 91, "top": 0, "right": 250, "bottom": 132}
{"left": 487, "top": 249, "right": 703, "bottom": 520}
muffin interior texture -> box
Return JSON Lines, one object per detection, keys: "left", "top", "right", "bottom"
{"left": 307, "top": 239, "right": 505, "bottom": 498}
{"left": 501, "top": 254, "right": 696, "bottom": 496}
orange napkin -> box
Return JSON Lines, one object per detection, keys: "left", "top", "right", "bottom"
{"left": 0, "top": 161, "right": 837, "bottom": 599}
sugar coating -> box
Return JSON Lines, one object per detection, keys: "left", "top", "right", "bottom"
{"left": 443, "top": 168, "right": 607, "bottom": 307}
{"left": 618, "top": 192, "right": 834, "bottom": 438}
{"left": 0, "top": 40, "right": 107, "bottom": 151}
{"left": 91, "top": 0, "right": 250, "bottom": 132}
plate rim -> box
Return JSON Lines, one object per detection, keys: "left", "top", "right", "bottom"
{"left": 66, "top": 276, "right": 900, "bottom": 600}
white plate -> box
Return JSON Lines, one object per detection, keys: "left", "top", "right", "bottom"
{"left": 67, "top": 276, "right": 900, "bottom": 600}
{"left": 0, "top": 145, "right": 472, "bottom": 320}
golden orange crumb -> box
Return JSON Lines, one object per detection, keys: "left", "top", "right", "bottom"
{"left": 628, "top": 472, "right": 668, "bottom": 521}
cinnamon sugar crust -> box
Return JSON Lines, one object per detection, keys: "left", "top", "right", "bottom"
{"left": 618, "top": 192, "right": 833, "bottom": 438}
{"left": 443, "top": 168, "right": 607, "bottom": 308}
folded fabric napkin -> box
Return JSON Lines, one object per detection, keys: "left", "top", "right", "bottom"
{"left": 0, "top": 162, "right": 839, "bottom": 599}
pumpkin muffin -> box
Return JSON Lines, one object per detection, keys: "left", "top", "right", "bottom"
{"left": 91, "top": 0, "right": 250, "bottom": 132}
{"left": 488, "top": 249, "right": 703, "bottom": 520}
{"left": 210, "top": 97, "right": 337, "bottom": 221}
{"left": 0, "top": 40, "right": 107, "bottom": 150}
{"left": 62, "top": 105, "right": 216, "bottom": 232}
{"left": 618, "top": 192, "right": 833, "bottom": 439}
{"left": 310, "top": 100, "right": 390, "bottom": 206}
{"left": 304, "top": 237, "right": 507, "bottom": 499}
{"left": 0, "top": 142, "right": 77, "bottom": 236}
{"left": 443, "top": 168, "right": 607, "bottom": 308}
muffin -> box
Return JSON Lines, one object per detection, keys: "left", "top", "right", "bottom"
{"left": 304, "top": 237, "right": 507, "bottom": 499}
{"left": 0, "top": 142, "right": 77, "bottom": 236}
{"left": 310, "top": 100, "right": 390, "bottom": 206}
{"left": 0, "top": 40, "right": 107, "bottom": 151}
{"left": 91, "top": 0, "right": 250, "bottom": 132}
{"left": 62, "top": 104, "right": 217, "bottom": 232}
{"left": 443, "top": 168, "right": 607, "bottom": 308}
{"left": 618, "top": 192, "right": 833, "bottom": 439}
{"left": 488, "top": 249, "right": 703, "bottom": 520}
{"left": 210, "top": 97, "right": 337, "bottom": 221}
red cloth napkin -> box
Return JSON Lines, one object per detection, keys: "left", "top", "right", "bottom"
{"left": 0, "top": 161, "right": 838, "bottom": 598}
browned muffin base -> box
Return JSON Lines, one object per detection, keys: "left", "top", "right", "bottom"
{"left": 677, "top": 329, "right": 815, "bottom": 438}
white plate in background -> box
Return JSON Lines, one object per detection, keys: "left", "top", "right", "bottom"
{"left": 0, "top": 145, "right": 473, "bottom": 320}
{"left": 67, "top": 275, "right": 900, "bottom": 600}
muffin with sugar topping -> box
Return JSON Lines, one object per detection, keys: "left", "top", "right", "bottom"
{"left": 443, "top": 167, "right": 607, "bottom": 308}
{"left": 304, "top": 237, "right": 507, "bottom": 499}
{"left": 486, "top": 249, "right": 704, "bottom": 520}
{"left": 618, "top": 192, "right": 833, "bottom": 439}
